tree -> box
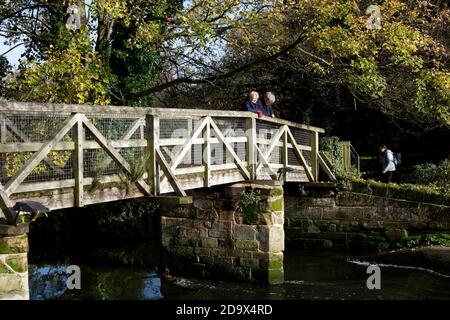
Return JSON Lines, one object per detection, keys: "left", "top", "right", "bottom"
{"left": 172, "top": 0, "right": 449, "bottom": 131}
{"left": 1, "top": 0, "right": 297, "bottom": 105}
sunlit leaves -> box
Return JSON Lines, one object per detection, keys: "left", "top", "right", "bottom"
{"left": 5, "top": 32, "right": 112, "bottom": 105}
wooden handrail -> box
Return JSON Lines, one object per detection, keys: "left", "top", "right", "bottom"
{"left": 0, "top": 101, "right": 325, "bottom": 133}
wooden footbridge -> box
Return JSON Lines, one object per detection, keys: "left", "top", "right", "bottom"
{"left": 0, "top": 102, "right": 335, "bottom": 224}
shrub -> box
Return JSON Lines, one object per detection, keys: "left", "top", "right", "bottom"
{"left": 320, "top": 136, "right": 361, "bottom": 178}
{"left": 403, "top": 160, "right": 449, "bottom": 187}
{"left": 237, "top": 189, "right": 261, "bottom": 224}
{"left": 320, "top": 136, "right": 344, "bottom": 175}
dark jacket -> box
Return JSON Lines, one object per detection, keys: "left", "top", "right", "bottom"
{"left": 243, "top": 99, "right": 263, "bottom": 113}
{"left": 260, "top": 101, "right": 274, "bottom": 117}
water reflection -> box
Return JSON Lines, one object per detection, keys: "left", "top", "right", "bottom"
{"left": 29, "top": 252, "right": 450, "bottom": 300}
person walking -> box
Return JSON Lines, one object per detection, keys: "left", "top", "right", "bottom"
{"left": 379, "top": 144, "right": 396, "bottom": 183}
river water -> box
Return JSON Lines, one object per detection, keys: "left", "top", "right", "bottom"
{"left": 29, "top": 249, "right": 450, "bottom": 300}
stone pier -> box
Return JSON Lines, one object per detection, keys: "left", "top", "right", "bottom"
{"left": 0, "top": 224, "right": 29, "bottom": 300}
{"left": 160, "top": 182, "right": 284, "bottom": 284}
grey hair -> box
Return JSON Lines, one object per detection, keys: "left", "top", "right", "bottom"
{"left": 265, "top": 92, "right": 276, "bottom": 104}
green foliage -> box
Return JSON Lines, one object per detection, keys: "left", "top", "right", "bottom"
{"left": 6, "top": 32, "right": 112, "bottom": 105}
{"left": 320, "top": 136, "right": 344, "bottom": 175}
{"left": 341, "top": 177, "right": 450, "bottom": 205}
{"left": 94, "top": 200, "right": 158, "bottom": 243}
{"left": 0, "top": 56, "right": 11, "bottom": 95}
{"left": 237, "top": 189, "right": 261, "bottom": 225}
{"left": 397, "top": 233, "right": 450, "bottom": 249}
{"left": 17, "top": 211, "right": 48, "bottom": 224}
{"left": 321, "top": 136, "right": 361, "bottom": 179}
{"left": 403, "top": 160, "right": 449, "bottom": 187}
{"left": 118, "top": 154, "right": 150, "bottom": 194}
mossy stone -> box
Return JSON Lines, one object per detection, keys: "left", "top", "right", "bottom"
{"left": 0, "top": 261, "right": 11, "bottom": 273}
{"left": 0, "top": 235, "right": 28, "bottom": 254}
{"left": 270, "top": 188, "right": 283, "bottom": 197}
{"left": 268, "top": 253, "right": 283, "bottom": 269}
{"left": 270, "top": 198, "right": 283, "bottom": 212}
{"left": 268, "top": 268, "right": 284, "bottom": 284}
{"left": 5, "top": 256, "right": 27, "bottom": 273}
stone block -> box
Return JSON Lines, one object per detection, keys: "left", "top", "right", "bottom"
{"left": 193, "top": 199, "right": 215, "bottom": 211}
{"left": 385, "top": 228, "right": 408, "bottom": 241}
{"left": 0, "top": 273, "right": 29, "bottom": 299}
{"left": 171, "top": 246, "right": 195, "bottom": 257}
{"left": 0, "top": 235, "right": 28, "bottom": 254}
{"left": 313, "top": 197, "right": 335, "bottom": 207}
{"left": 219, "top": 211, "right": 234, "bottom": 221}
{"left": 258, "top": 252, "right": 283, "bottom": 269}
{"left": 174, "top": 236, "right": 197, "bottom": 247}
{"left": 209, "top": 229, "right": 231, "bottom": 238}
{"left": 233, "top": 225, "right": 256, "bottom": 240}
{"left": 239, "top": 257, "right": 259, "bottom": 268}
{"left": 200, "top": 238, "right": 218, "bottom": 248}
{"left": 336, "top": 192, "right": 374, "bottom": 207}
{"left": 268, "top": 267, "right": 284, "bottom": 285}
{"left": 235, "top": 240, "right": 259, "bottom": 251}
{"left": 5, "top": 255, "right": 27, "bottom": 273}
{"left": 305, "top": 207, "right": 323, "bottom": 219}
{"left": 307, "top": 225, "right": 320, "bottom": 233}
{"left": 268, "top": 197, "right": 284, "bottom": 212}
{"left": 233, "top": 250, "right": 253, "bottom": 258}
{"left": 257, "top": 225, "right": 284, "bottom": 252}
{"left": 0, "top": 224, "right": 29, "bottom": 236}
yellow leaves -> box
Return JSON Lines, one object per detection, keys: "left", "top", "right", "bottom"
{"left": 307, "top": 62, "right": 327, "bottom": 76}
{"left": 95, "top": 0, "right": 128, "bottom": 19}
{"left": 131, "top": 21, "right": 163, "bottom": 49}
{"left": 6, "top": 33, "right": 111, "bottom": 106}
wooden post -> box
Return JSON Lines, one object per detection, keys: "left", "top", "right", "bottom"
{"left": 282, "top": 130, "right": 288, "bottom": 168}
{"left": 140, "top": 121, "right": 145, "bottom": 140}
{"left": 246, "top": 118, "right": 256, "bottom": 180}
{"left": 146, "top": 115, "right": 159, "bottom": 195}
{"left": 0, "top": 183, "right": 16, "bottom": 224}
{"left": 72, "top": 118, "right": 84, "bottom": 207}
{"left": 342, "top": 141, "right": 351, "bottom": 172}
{"left": 0, "top": 117, "right": 7, "bottom": 181}
{"left": 186, "top": 118, "right": 193, "bottom": 165}
{"left": 310, "top": 131, "right": 319, "bottom": 181}
{"left": 203, "top": 119, "right": 211, "bottom": 187}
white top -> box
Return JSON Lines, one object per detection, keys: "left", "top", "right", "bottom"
{"left": 382, "top": 149, "right": 396, "bottom": 174}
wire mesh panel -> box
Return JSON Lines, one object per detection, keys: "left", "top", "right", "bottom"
{"left": 213, "top": 117, "right": 247, "bottom": 137}
{"left": 159, "top": 117, "right": 200, "bottom": 166}
{"left": 290, "top": 127, "right": 312, "bottom": 166}
{"left": 210, "top": 117, "right": 247, "bottom": 165}
{"left": 0, "top": 112, "right": 73, "bottom": 143}
{"left": 256, "top": 120, "right": 280, "bottom": 141}
{"left": 291, "top": 127, "right": 311, "bottom": 147}
{"left": 255, "top": 120, "right": 282, "bottom": 167}
{"left": 0, "top": 112, "right": 75, "bottom": 185}
{"left": 83, "top": 115, "right": 147, "bottom": 188}
{"left": 84, "top": 115, "right": 143, "bottom": 141}
{"left": 288, "top": 148, "right": 301, "bottom": 167}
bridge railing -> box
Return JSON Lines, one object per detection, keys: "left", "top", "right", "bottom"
{"left": 0, "top": 102, "right": 333, "bottom": 223}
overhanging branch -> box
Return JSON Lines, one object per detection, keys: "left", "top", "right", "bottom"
{"left": 127, "top": 35, "right": 305, "bottom": 101}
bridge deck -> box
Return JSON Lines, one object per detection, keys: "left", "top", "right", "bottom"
{"left": 0, "top": 102, "right": 334, "bottom": 223}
